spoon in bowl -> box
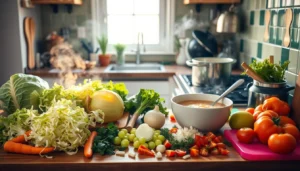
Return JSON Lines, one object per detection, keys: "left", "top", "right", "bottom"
{"left": 211, "top": 79, "right": 245, "bottom": 106}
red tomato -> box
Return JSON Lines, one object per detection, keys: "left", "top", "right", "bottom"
{"left": 245, "top": 108, "right": 255, "bottom": 114}
{"left": 165, "top": 150, "right": 176, "bottom": 157}
{"left": 164, "top": 140, "right": 172, "bottom": 149}
{"left": 218, "top": 148, "right": 230, "bottom": 155}
{"left": 268, "top": 133, "right": 297, "bottom": 154}
{"left": 236, "top": 128, "right": 256, "bottom": 144}
{"left": 175, "top": 150, "right": 186, "bottom": 157}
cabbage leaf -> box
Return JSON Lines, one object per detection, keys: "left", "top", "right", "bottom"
{"left": 0, "top": 74, "right": 49, "bottom": 114}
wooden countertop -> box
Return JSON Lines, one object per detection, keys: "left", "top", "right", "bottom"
{"left": 25, "top": 65, "right": 193, "bottom": 79}
{"left": 0, "top": 117, "right": 299, "bottom": 171}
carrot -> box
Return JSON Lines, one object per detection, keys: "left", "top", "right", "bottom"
{"left": 10, "top": 131, "right": 32, "bottom": 143}
{"left": 84, "top": 131, "right": 97, "bottom": 158}
{"left": 4, "top": 141, "right": 54, "bottom": 155}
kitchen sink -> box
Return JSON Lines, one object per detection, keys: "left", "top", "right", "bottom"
{"left": 104, "top": 63, "right": 165, "bottom": 73}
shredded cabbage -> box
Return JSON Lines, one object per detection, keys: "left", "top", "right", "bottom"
{"left": 0, "top": 108, "right": 38, "bottom": 142}
{"left": 30, "top": 99, "right": 103, "bottom": 155}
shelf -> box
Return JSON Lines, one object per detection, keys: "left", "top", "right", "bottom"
{"left": 31, "top": 0, "right": 82, "bottom": 5}
{"left": 184, "top": 0, "right": 240, "bottom": 4}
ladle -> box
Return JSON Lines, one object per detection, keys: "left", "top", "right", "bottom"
{"left": 211, "top": 79, "right": 245, "bottom": 106}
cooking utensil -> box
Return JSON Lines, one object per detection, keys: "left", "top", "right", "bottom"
{"left": 246, "top": 80, "right": 294, "bottom": 107}
{"left": 241, "top": 62, "right": 266, "bottom": 83}
{"left": 211, "top": 79, "right": 244, "bottom": 106}
{"left": 264, "top": 10, "right": 271, "bottom": 42}
{"left": 24, "top": 17, "right": 35, "bottom": 70}
{"left": 171, "top": 93, "right": 233, "bottom": 132}
{"left": 224, "top": 130, "right": 300, "bottom": 161}
{"left": 216, "top": 5, "right": 238, "bottom": 33}
{"left": 186, "top": 57, "right": 236, "bottom": 87}
{"left": 283, "top": 8, "right": 293, "bottom": 47}
{"left": 185, "top": 30, "right": 218, "bottom": 59}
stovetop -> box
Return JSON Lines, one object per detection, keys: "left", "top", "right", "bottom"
{"left": 174, "top": 74, "right": 253, "bottom": 106}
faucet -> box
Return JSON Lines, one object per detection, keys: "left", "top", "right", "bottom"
{"left": 133, "top": 32, "right": 146, "bottom": 64}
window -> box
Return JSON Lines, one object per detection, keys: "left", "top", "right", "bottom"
{"left": 92, "top": 0, "right": 174, "bottom": 53}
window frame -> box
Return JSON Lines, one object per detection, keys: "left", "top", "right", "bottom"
{"left": 91, "top": 0, "right": 175, "bottom": 54}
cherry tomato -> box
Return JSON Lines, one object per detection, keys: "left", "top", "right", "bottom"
{"left": 268, "top": 133, "right": 297, "bottom": 154}
{"left": 170, "top": 114, "right": 176, "bottom": 122}
{"left": 236, "top": 128, "right": 256, "bottom": 144}
{"left": 245, "top": 108, "right": 255, "bottom": 115}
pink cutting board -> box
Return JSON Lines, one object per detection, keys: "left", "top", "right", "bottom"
{"left": 224, "top": 130, "right": 300, "bottom": 161}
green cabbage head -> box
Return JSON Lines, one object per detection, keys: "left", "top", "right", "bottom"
{"left": 0, "top": 73, "right": 49, "bottom": 114}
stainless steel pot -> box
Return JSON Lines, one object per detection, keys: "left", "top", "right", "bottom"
{"left": 246, "top": 80, "right": 295, "bottom": 108}
{"left": 186, "top": 58, "right": 236, "bottom": 87}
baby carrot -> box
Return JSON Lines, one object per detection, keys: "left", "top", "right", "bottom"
{"left": 84, "top": 131, "right": 97, "bottom": 158}
{"left": 10, "top": 130, "right": 32, "bottom": 143}
{"left": 4, "top": 141, "right": 54, "bottom": 155}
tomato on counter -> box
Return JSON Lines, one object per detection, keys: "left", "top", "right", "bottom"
{"left": 236, "top": 128, "right": 256, "bottom": 144}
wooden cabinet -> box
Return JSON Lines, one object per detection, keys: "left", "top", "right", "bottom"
{"left": 184, "top": 0, "right": 240, "bottom": 4}
{"left": 31, "top": 0, "right": 82, "bottom": 5}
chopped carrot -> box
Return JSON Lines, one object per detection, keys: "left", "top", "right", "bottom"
{"left": 10, "top": 131, "right": 31, "bottom": 143}
{"left": 84, "top": 131, "right": 97, "bottom": 158}
{"left": 4, "top": 141, "right": 54, "bottom": 155}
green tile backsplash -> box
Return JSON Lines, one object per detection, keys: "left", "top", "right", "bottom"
{"left": 239, "top": 0, "right": 300, "bottom": 98}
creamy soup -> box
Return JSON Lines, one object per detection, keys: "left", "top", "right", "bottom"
{"left": 178, "top": 100, "right": 225, "bottom": 108}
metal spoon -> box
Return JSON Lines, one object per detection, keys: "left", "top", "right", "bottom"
{"left": 211, "top": 79, "right": 245, "bottom": 106}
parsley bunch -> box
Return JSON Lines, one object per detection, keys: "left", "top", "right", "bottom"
{"left": 92, "top": 123, "right": 124, "bottom": 155}
{"left": 244, "top": 59, "right": 290, "bottom": 83}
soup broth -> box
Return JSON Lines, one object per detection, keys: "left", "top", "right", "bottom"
{"left": 178, "top": 100, "right": 225, "bottom": 108}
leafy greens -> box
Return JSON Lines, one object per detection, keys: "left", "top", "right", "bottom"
{"left": 92, "top": 123, "right": 124, "bottom": 155}
{"left": 243, "top": 59, "right": 290, "bottom": 82}
{"left": 0, "top": 73, "right": 49, "bottom": 114}
{"left": 125, "top": 89, "right": 168, "bottom": 117}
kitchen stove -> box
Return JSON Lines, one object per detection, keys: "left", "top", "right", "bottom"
{"left": 173, "top": 74, "right": 253, "bottom": 106}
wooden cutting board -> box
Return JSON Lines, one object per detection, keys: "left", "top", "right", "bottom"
{"left": 291, "top": 73, "right": 300, "bottom": 127}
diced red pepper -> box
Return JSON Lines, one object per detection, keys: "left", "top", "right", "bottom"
{"left": 170, "top": 114, "right": 176, "bottom": 122}
{"left": 218, "top": 148, "right": 230, "bottom": 155}
{"left": 212, "top": 136, "right": 222, "bottom": 143}
{"left": 208, "top": 141, "right": 217, "bottom": 149}
{"left": 164, "top": 140, "right": 172, "bottom": 149}
{"left": 190, "top": 148, "right": 199, "bottom": 157}
{"left": 210, "top": 148, "right": 219, "bottom": 155}
{"left": 216, "top": 143, "right": 226, "bottom": 149}
{"left": 206, "top": 132, "right": 216, "bottom": 140}
{"left": 169, "top": 127, "right": 178, "bottom": 134}
{"left": 138, "top": 145, "right": 155, "bottom": 157}
{"left": 166, "top": 150, "right": 176, "bottom": 157}
{"left": 194, "top": 134, "right": 208, "bottom": 148}
{"left": 175, "top": 150, "right": 186, "bottom": 157}
{"left": 199, "top": 148, "right": 209, "bottom": 157}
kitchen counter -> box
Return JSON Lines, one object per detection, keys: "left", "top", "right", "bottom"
{"left": 0, "top": 120, "right": 299, "bottom": 171}
{"left": 25, "top": 65, "right": 193, "bottom": 80}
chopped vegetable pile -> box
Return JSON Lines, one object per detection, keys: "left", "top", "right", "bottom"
{"left": 243, "top": 59, "right": 289, "bottom": 82}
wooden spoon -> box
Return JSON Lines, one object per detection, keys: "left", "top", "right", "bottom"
{"left": 283, "top": 8, "right": 293, "bottom": 47}
{"left": 264, "top": 10, "right": 271, "bottom": 42}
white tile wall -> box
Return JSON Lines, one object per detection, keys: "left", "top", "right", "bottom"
{"left": 289, "top": 49, "right": 299, "bottom": 73}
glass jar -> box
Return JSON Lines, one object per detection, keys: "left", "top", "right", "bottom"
{"left": 116, "top": 52, "right": 125, "bottom": 66}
